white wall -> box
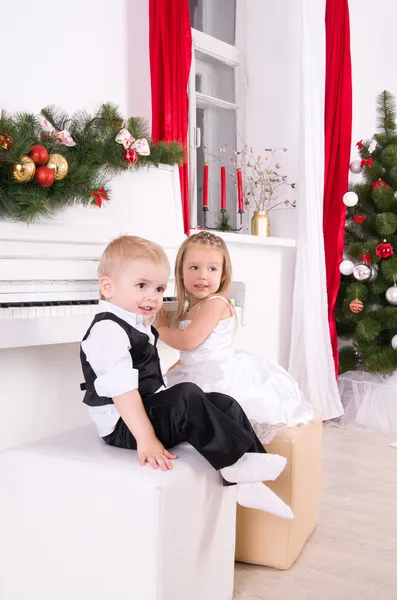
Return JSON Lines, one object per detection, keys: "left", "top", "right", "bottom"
{"left": 245, "top": 0, "right": 302, "bottom": 241}
{"left": 349, "top": 0, "right": 397, "bottom": 160}
{"left": 1, "top": 0, "right": 151, "bottom": 122}
{"left": 0, "top": 0, "right": 151, "bottom": 451}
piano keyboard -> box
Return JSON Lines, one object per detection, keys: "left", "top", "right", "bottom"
{"left": 0, "top": 297, "right": 177, "bottom": 349}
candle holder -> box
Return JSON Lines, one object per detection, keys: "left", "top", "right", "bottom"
{"left": 202, "top": 207, "right": 244, "bottom": 232}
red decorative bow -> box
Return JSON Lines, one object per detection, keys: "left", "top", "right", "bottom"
{"left": 371, "top": 179, "right": 389, "bottom": 190}
{"left": 356, "top": 139, "right": 363, "bottom": 150}
{"left": 360, "top": 253, "right": 371, "bottom": 263}
{"left": 353, "top": 214, "right": 367, "bottom": 225}
{"left": 91, "top": 187, "right": 109, "bottom": 208}
{"left": 360, "top": 158, "right": 373, "bottom": 168}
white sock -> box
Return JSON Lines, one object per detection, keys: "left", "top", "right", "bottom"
{"left": 220, "top": 452, "right": 286, "bottom": 484}
{"left": 237, "top": 482, "right": 294, "bottom": 520}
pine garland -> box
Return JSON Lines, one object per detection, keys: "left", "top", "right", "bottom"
{"left": 0, "top": 103, "right": 185, "bottom": 222}
{"left": 337, "top": 91, "right": 397, "bottom": 374}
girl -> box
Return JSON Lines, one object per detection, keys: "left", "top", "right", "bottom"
{"left": 155, "top": 231, "right": 313, "bottom": 443}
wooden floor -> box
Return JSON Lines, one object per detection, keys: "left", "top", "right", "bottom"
{"left": 234, "top": 426, "right": 397, "bottom": 600}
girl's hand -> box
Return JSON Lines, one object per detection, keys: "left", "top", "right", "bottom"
{"left": 154, "top": 307, "right": 170, "bottom": 329}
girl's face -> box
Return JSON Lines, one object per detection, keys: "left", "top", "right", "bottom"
{"left": 182, "top": 244, "right": 224, "bottom": 302}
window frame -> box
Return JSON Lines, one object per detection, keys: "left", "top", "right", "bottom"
{"left": 188, "top": 0, "right": 246, "bottom": 229}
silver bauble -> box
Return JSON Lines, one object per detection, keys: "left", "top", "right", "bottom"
{"left": 353, "top": 263, "right": 378, "bottom": 282}
{"left": 385, "top": 285, "right": 397, "bottom": 305}
{"left": 392, "top": 334, "right": 397, "bottom": 350}
{"left": 349, "top": 160, "right": 362, "bottom": 174}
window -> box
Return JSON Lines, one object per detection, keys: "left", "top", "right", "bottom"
{"left": 188, "top": 0, "right": 245, "bottom": 230}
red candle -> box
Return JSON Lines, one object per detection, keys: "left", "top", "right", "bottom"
{"left": 221, "top": 166, "right": 226, "bottom": 210}
{"left": 203, "top": 164, "right": 209, "bottom": 208}
{"left": 237, "top": 168, "right": 243, "bottom": 211}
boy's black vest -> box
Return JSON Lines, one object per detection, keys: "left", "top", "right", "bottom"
{"left": 80, "top": 312, "right": 165, "bottom": 407}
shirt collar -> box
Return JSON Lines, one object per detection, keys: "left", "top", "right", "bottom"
{"left": 98, "top": 300, "right": 146, "bottom": 330}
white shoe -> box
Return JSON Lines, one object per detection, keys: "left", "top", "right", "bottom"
{"left": 237, "top": 482, "right": 294, "bottom": 519}
{"left": 220, "top": 452, "right": 286, "bottom": 484}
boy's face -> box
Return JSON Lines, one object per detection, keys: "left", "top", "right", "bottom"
{"left": 100, "top": 258, "right": 169, "bottom": 319}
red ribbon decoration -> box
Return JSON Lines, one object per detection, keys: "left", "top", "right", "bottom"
{"left": 360, "top": 252, "right": 371, "bottom": 263}
{"left": 91, "top": 187, "right": 109, "bottom": 208}
{"left": 360, "top": 157, "right": 373, "bottom": 168}
{"left": 353, "top": 214, "right": 366, "bottom": 224}
{"left": 356, "top": 139, "right": 363, "bottom": 150}
{"left": 371, "top": 179, "right": 389, "bottom": 190}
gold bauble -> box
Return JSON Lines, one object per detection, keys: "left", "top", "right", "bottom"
{"left": 46, "top": 153, "right": 69, "bottom": 181}
{"left": 11, "top": 156, "right": 36, "bottom": 183}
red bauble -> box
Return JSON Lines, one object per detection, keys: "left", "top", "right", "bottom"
{"left": 124, "top": 149, "right": 138, "bottom": 165}
{"left": 29, "top": 144, "right": 49, "bottom": 165}
{"left": 375, "top": 241, "right": 394, "bottom": 260}
{"left": 350, "top": 299, "right": 364, "bottom": 314}
{"left": 35, "top": 166, "right": 55, "bottom": 188}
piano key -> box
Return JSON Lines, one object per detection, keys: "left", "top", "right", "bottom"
{"left": 20, "top": 308, "right": 29, "bottom": 319}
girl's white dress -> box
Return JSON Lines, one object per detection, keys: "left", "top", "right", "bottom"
{"left": 165, "top": 308, "right": 313, "bottom": 443}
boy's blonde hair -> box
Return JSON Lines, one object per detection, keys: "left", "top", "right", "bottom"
{"left": 174, "top": 231, "right": 232, "bottom": 323}
{"left": 98, "top": 235, "right": 170, "bottom": 298}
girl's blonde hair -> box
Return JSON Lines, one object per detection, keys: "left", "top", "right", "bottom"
{"left": 174, "top": 231, "right": 232, "bottom": 323}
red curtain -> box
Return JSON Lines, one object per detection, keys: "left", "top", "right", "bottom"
{"left": 323, "top": 0, "right": 352, "bottom": 375}
{"left": 149, "top": 0, "right": 192, "bottom": 236}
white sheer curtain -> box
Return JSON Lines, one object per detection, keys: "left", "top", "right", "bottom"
{"left": 288, "top": 0, "right": 344, "bottom": 420}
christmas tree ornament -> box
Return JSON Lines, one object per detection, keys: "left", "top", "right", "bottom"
{"left": 375, "top": 240, "right": 394, "bottom": 259}
{"left": 339, "top": 260, "right": 355, "bottom": 276}
{"left": 360, "top": 158, "right": 373, "bottom": 168}
{"left": 91, "top": 187, "right": 109, "bottom": 208}
{"left": 38, "top": 115, "right": 76, "bottom": 146}
{"left": 391, "top": 334, "right": 397, "bottom": 350}
{"left": 385, "top": 285, "right": 397, "bottom": 305}
{"left": 0, "top": 132, "right": 13, "bottom": 150}
{"left": 123, "top": 148, "right": 138, "bottom": 165}
{"left": 372, "top": 179, "right": 389, "bottom": 190}
{"left": 353, "top": 214, "right": 366, "bottom": 225}
{"left": 46, "top": 153, "right": 68, "bottom": 180}
{"left": 356, "top": 139, "right": 363, "bottom": 150}
{"left": 343, "top": 191, "right": 359, "bottom": 207}
{"left": 29, "top": 144, "right": 49, "bottom": 166}
{"left": 11, "top": 156, "right": 36, "bottom": 182}
{"left": 360, "top": 252, "right": 371, "bottom": 263}
{"left": 349, "top": 160, "right": 362, "bottom": 174}
{"left": 115, "top": 127, "right": 150, "bottom": 165}
{"left": 368, "top": 139, "right": 377, "bottom": 153}
{"left": 353, "top": 263, "right": 378, "bottom": 282}
{"left": 35, "top": 166, "right": 55, "bottom": 188}
{"left": 349, "top": 299, "right": 364, "bottom": 313}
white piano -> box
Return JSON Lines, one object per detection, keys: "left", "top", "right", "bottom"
{"left": 0, "top": 165, "right": 244, "bottom": 350}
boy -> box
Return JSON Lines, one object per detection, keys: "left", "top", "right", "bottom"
{"left": 80, "top": 235, "right": 292, "bottom": 517}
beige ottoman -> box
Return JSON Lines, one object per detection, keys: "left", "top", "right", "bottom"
{"left": 235, "top": 413, "right": 322, "bottom": 570}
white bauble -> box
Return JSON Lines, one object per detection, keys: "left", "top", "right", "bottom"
{"left": 386, "top": 285, "right": 397, "bottom": 305}
{"left": 339, "top": 260, "right": 355, "bottom": 276}
{"left": 343, "top": 191, "right": 359, "bottom": 207}
{"left": 349, "top": 160, "right": 362, "bottom": 174}
{"left": 392, "top": 335, "right": 397, "bottom": 350}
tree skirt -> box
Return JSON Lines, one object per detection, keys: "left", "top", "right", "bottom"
{"left": 337, "top": 370, "right": 397, "bottom": 436}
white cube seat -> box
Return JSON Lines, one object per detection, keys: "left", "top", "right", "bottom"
{"left": 0, "top": 427, "right": 237, "bottom": 600}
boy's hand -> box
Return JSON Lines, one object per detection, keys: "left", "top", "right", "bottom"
{"left": 137, "top": 434, "right": 177, "bottom": 471}
{"left": 154, "top": 307, "right": 170, "bottom": 329}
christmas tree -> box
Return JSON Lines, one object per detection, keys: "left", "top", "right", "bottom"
{"left": 337, "top": 91, "right": 397, "bottom": 374}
